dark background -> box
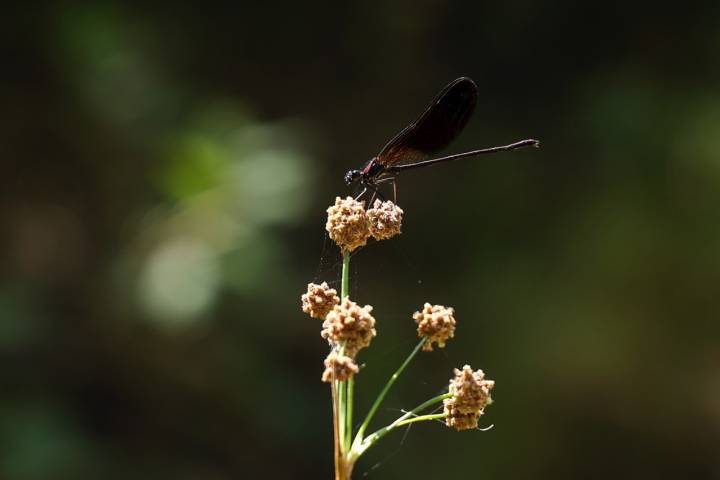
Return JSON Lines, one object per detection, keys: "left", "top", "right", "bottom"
{"left": 2, "top": 2, "right": 720, "bottom": 479}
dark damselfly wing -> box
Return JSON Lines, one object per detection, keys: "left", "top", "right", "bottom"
{"left": 376, "top": 77, "right": 478, "bottom": 166}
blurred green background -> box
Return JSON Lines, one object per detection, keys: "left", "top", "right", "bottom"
{"left": 2, "top": 2, "right": 720, "bottom": 479}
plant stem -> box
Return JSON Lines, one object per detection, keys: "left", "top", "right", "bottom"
{"left": 337, "top": 377, "right": 345, "bottom": 451}
{"left": 352, "top": 337, "right": 426, "bottom": 447}
{"left": 393, "top": 412, "right": 448, "bottom": 427}
{"left": 340, "top": 250, "right": 351, "bottom": 452}
{"left": 354, "top": 392, "right": 452, "bottom": 457}
{"left": 345, "top": 376, "right": 354, "bottom": 451}
{"left": 331, "top": 380, "right": 342, "bottom": 479}
{"left": 334, "top": 249, "right": 352, "bottom": 475}
{"left": 341, "top": 250, "right": 350, "bottom": 300}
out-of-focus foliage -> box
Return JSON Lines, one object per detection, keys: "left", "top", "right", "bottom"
{"left": 2, "top": 2, "right": 720, "bottom": 479}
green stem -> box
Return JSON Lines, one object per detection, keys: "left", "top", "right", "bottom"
{"left": 330, "top": 380, "right": 341, "bottom": 479}
{"left": 345, "top": 376, "right": 354, "bottom": 450}
{"left": 394, "top": 412, "right": 448, "bottom": 427}
{"left": 341, "top": 250, "right": 350, "bottom": 300}
{"left": 339, "top": 250, "right": 351, "bottom": 454}
{"left": 337, "top": 378, "right": 345, "bottom": 451}
{"left": 352, "top": 337, "right": 427, "bottom": 447}
{"left": 353, "top": 392, "right": 452, "bottom": 457}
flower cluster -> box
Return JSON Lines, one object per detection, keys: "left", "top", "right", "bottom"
{"left": 301, "top": 282, "right": 340, "bottom": 319}
{"left": 326, "top": 197, "right": 371, "bottom": 252}
{"left": 325, "top": 196, "right": 402, "bottom": 252}
{"left": 413, "top": 303, "right": 456, "bottom": 351}
{"left": 366, "top": 199, "right": 404, "bottom": 240}
{"left": 443, "top": 365, "right": 495, "bottom": 431}
{"left": 321, "top": 297, "right": 376, "bottom": 358}
{"left": 322, "top": 352, "right": 359, "bottom": 382}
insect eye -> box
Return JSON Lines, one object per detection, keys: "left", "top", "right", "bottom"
{"left": 344, "top": 170, "right": 361, "bottom": 185}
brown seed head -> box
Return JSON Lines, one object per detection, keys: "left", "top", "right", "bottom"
{"left": 321, "top": 352, "right": 359, "bottom": 382}
{"left": 413, "top": 303, "right": 456, "bottom": 351}
{"left": 444, "top": 404, "right": 481, "bottom": 431}
{"left": 321, "top": 297, "right": 376, "bottom": 357}
{"left": 301, "top": 282, "right": 340, "bottom": 319}
{"left": 326, "top": 196, "right": 370, "bottom": 252}
{"left": 443, "top": 365, "right": 495, "bottom": 431}
{"left": 366, "top": 199, "right": 403, "bottom": 241}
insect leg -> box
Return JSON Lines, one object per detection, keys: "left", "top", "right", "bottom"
{"left": 371, "top": 177, "right": 397, "bottom": 203}
{"left": 368, "top": 189, "right": 378, "bottom": 205}
{"left": 354, "top": 187, "right": 368, "bottom": 201}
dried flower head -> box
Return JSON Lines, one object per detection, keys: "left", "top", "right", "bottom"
{"left": 326, "top": 196, "right": 370, "bottom": 252}
{"left": 321, "top": 352, "right": 359, "bottom": 382}
{"left": 301, "top": 282, "right": 340, "bottom": 319}
{"left": 321, "top": 297, "right": 376, "bottom": 357}
{"left": 366, "top": 199, "right": 403, "bottom": 240}
{"left": 444, "top": 404, "right": 481, "bottom": 431}
{"left": 443, "top": 365, "right": 494, "bottom": 431}
{"left": 412, "top": 303, "right": 456, "bottom": 351}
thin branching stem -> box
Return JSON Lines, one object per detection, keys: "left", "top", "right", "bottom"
{"left": 353, "top": 392, "right": 452, "bottom": 457}
{"left": 394, "top": 412, "right": 448, "bottom": 427}
{"left": 352, "top": 337, "right": 427, "bottom": 448}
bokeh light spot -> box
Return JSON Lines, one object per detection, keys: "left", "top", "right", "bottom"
{"left": 139, "top": 237, "right": 220, "bottom": 327}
